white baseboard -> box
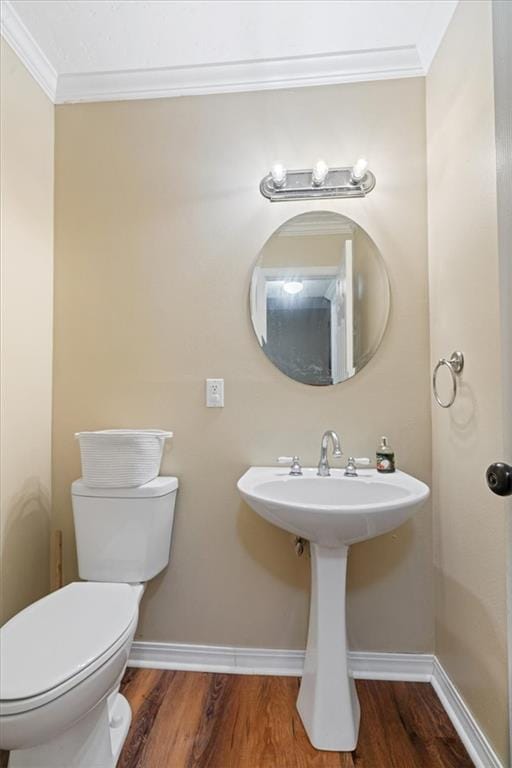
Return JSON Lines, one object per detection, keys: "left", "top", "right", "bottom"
{"left": 129, "top": 642, "right": 434, "bottom": 680}
{"left": 128, "top": 641, "right": 434, "bottom": 682}
{"left": 129, "top": 641, "right": 504, "bottom": 768}
{"left": 349, "top": 650, "right": 434, "bottom": 681}
{"left": 129, "top": 641, "right": 305, "bottom": 676}
{"left": 431, "top": 657, "right": 503, "bottom": 768}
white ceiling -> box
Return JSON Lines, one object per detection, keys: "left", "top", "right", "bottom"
{"left": 1, "top": 0, "right": 458, "bottom": 104}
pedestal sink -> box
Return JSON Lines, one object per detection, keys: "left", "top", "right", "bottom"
{"left": 237, "top": 467, "right": 429, "bottom": 751}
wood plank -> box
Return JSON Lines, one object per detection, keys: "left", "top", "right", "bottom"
{"left": 1, "top": 672, "right": 473, "bottom": 768}
{"left": 119, "top": 672, "right": 473, "bottom": 768}
{"left": 354, "top": 679, "right": 423, "bottom": 768}
{"left": 139, "top": 671, "right": 212, "bottom": 768}
{"left": 50, "top": 529, "right": 63, "bottom": 592}
{"left": 186, "top": 675, "right": 351, "bottom": 768}
{"left": 389, "top": 681, "right": 474, "bottom": 768}
{"left": 120, "top": 667, "right": 164, "bottom": 718}
{"left": 118, "top": 668, "right": 174, "bottom": 768}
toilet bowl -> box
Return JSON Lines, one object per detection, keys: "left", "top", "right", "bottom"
{"left": 0, "top": 582, "right": 141, "bottom": 767}
{"left": 0, "top": 475, "right": 178, "bottom": 767}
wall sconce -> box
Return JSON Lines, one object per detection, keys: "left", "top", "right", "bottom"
{"left": 260, "top": 157, "right": 375, "bottom": 202}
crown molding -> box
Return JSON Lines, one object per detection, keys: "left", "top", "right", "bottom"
{"left": 1, "top": 0, "right": 428, "bottom": 106}
{"left": 416, "top": 0, "right": 459, "bottom": 71}
{"left": 55, "top": 45, "right": 423, "bottom": 105}
{"left": 0, "top": 0, "right": 57, "bottom": 102}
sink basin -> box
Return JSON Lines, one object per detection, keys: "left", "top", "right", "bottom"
{"left": 238, "top": 467, "right": 429, "bottom": 547}
{"left": 237, "top": 466, "right": 429, "bottom": 752}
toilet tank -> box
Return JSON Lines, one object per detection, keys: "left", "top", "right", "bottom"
{"left": 72, "top": 476, "right": 178, "bottom": 582}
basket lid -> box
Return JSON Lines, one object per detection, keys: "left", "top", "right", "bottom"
{"left": 75, "top": 429, "right": 173, "bottom": 439}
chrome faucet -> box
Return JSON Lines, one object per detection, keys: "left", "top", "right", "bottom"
{"left": 317, "top": 430, "right": 343, "bottom": 477}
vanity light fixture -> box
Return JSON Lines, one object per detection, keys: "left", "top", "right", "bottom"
{"left": 260, "top": 158, "right": 375, "bottom": 201}
{"left": 283, "top": 280, "right": 304, "bottom": 295}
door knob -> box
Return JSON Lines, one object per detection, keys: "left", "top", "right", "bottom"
{"left": 486, "top": 462, "right": 512, "bottom": 496}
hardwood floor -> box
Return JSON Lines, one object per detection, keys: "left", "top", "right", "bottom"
{"left": 119, "top": 669, "right": 474, "bottom": 768}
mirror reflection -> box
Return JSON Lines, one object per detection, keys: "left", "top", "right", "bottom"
{"left": 250, "top": 211, "right": 390, "bottom": 386}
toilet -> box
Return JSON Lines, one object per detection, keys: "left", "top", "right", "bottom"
{"left": 0, "top": 475, "right": 178, "bottom": 768}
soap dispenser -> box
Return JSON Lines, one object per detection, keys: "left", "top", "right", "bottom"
{"left": 376, "top": 436, "right": 395, "bottom": 473}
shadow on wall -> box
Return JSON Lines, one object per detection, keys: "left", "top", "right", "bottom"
{"left": 237, "top": 500, "right": 310, "bottom": 589}
{"left": 239, "top": 501, "right": 415, "bottom": 649}
{"left": 448, "top": 381, "right": 477, "bottom": 435}
{"left": 348, "top": 520, "right": 414, "bottom": 591}
{"left": 0, "top": 478, "right": 51, "bottom": 625}
{"left": 238, "top": 499, "right": 413, "bottom": 592}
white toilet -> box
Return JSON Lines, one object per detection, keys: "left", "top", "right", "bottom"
{"left": 0, "top": 475, "right": 178, "bottom": 768}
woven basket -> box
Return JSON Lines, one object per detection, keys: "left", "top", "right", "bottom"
{"left": 75, "top": 429, "right": 172, "bottom": 488}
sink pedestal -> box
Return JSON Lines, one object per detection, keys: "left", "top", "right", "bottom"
{"left": 238, "top": 466, "right": 430, "bottom": 750}
{"left": 297, "top": 543, "right": 360, "bottom": 751}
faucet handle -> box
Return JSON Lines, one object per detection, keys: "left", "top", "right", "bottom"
{"left": 344, "top": 457, "right": 371, "bottom": 477}
{"left": 277, "top": 456, "right": 303, "bottom": 476}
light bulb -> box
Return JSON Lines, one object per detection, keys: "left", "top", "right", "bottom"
{"left": 312, "top": 159, "right": 329, "bottom": 186}
{"left": 271, "top": 163, "right": 287, "bottom": 188}
{"left": 350, "top": 157, "right": 368, "bottom": 183}
{"left": 283, "top": 281, "right": 304, "bottom": 295}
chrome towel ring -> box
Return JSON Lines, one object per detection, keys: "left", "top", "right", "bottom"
{"left": 432, "top": 351, "right": 464, "bottom": 408}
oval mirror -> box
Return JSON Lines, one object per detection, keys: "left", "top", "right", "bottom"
{"left": 250, "top": 211, "right": 390, "bottom": 386}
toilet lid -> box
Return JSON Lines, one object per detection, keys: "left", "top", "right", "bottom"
{"left": 0, "top": 582, "right": 138, "bottom": 701}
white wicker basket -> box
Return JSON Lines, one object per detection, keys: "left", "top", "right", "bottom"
{"left": 75, "top": 429, "right": 173, "bottom": 488}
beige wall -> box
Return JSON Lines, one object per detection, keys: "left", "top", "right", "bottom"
{"left": 262, "top": 232, "right": 345, "bottom": 268}
{"left": 0, "top": 41, "right": 54, "bottom": 624}
{"left": 53, "top": 77, "right": 433, "bottom": 653}
{"left": 427, "top": 1, "right": 509, "bottom": 762}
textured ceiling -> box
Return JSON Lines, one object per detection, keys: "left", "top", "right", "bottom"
{"left": 9, "top": 0, "right": 457, "bottom": 75}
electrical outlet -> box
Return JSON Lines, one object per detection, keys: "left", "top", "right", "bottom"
{"left": 206, "top": 378, "right": 224, "bottom": 407}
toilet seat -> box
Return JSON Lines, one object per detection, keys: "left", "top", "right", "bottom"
{"left": 0, "top": 582, "right": 139, "bottom": 717}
